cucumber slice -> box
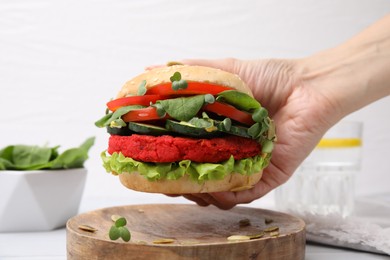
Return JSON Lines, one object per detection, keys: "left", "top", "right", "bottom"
{"left": 106, "top": 126, "right": 133, "bottom": 136}
{"left": 165, "top": 120, "right": 221, "bottom": 138}
{"left": 128, "top": 122, "right": 170, "bottom": 136}
{"left": 216, "top": 122, "right": 252, "bottom": 139}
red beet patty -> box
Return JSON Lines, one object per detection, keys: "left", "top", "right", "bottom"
{"left": 108, "top": 134, "right": 261, "bottom": 163}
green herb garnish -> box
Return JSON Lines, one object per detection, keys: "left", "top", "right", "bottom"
{"left": 170, "top": 72, "right": 188, "bottom": 90}
{"left": 153, "top": 103, "right": 167, "bottom": 118}
{"left": 221, "top": 118, "right": 232, "bottom": 131}
{"left": 94, "top": 105, "right": 145, "bottom": 128}
{"left": 248, "top": 122, "right": 262, "bottom": 139}
{"left": 187, "top": 117, "right": 215, "bottom": 128}
{"left": 157, "top": 95, "right": 206, "bottom": 121}
{"left": 252, "top": 107, "right": 268, "bottom": 123}
{"left": 261, "top": 139, "right": 274, "bottom": 153}
{"left": 204, "top": 94, "right": 215, "bottom": 104}
{"left": 170, "top": 71, "right": 181, "bottom": 82}
{"left": 109, "top": 215, "right": 131, "bottom": 242}
{"left": 137, "top": 80, "right": 147, "bottom": 96}
{"left": 216, "top": 90, "right": 261, "bottom": 112}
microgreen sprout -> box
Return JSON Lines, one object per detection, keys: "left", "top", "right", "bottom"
{"left": 204, "top": 94, "right": 215, "bottom": 104}
{"left": 170, "top": 71, "right": 181, "bottom": 82}
{"left": 261, "top": 139, "right": 274, "bottom": 154}
{"left": 137, "top": 80, "right": 147, "bottom": 96}
{"left": 170, "top": 72, "right": 188, "bottom": 90}
{"left": 153, "top": 103, "right": 167, "bottom": 118}
{"left": 248, "top": 122, "right": 261, "bottom": 139}
{"left": 201, "top": 112, "right": 210, "bottom": 119}
{"left": 221, "top": 118, "right": 232, "bottom": 131}
{"left": 109, "top": 215, "right": 131, "bottom": 242}
{"left": 252, "top": 107, "right": 268, "bottom": 123}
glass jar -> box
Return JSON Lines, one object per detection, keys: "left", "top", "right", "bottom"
{"left": 275, "top": 121, "right": 363, "bottom": 217}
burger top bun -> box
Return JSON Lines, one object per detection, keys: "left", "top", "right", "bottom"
{"left": 116, "top": 65, "right": 253, "bottom": 98}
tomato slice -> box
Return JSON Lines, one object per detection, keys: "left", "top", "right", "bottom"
{"left": 107, "top": 95, "right": 164, "bottom": 112}
{"left": 122, "top": 107, "right": 167, "bottom": 122}
{"left": 203, "top": 102, "right": 255, "bottom": 126}
{"left": 146, "top": 82, "right": 233, "bottom": 95}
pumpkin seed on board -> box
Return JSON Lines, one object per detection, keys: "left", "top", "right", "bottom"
{"left": 78, "top": 225, "right": 98, "bottom": 233}
{"left": 153, "top": 238, "right": 175, "bottom": 244}
{"left": 238, "top": 218, "right": 251, "bottom": 227}
{"left": 227, "top": 235, "right": 251, "bottom": 241}
{"left": 264, "top": 226, "right": 279, "bottom": 232}
{"left": 111, "top": 214, "right": 122, "bottom": 222}
{"left": 248, "top": 232, "right": 265, "bottom": 239}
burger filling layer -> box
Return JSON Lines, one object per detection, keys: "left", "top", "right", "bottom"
{"left": 108, "top": 134, "right": 261, "bottom": 163}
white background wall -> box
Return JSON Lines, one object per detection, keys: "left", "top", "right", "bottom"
{"left": 1, "top": 0, "right": 389, "bottom": 208}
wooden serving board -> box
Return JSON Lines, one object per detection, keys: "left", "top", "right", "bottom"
{"left": 67, "top": 204, "right": 305, "bottom": 260}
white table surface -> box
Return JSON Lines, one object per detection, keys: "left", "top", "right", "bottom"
{"left": 0, "top": 197, "right": 388, "bottom": 260}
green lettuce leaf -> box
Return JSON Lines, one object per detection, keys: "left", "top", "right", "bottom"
{"left": 101, "top": 151, "right": 271, "bottom": 182}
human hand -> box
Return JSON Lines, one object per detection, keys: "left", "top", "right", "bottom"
{"left": 171, "top": 58, "right": 340, "bottom": 209}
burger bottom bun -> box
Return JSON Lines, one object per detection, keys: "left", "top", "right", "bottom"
{"left": 118, "top": 171, "right": 263, "bottom": 194}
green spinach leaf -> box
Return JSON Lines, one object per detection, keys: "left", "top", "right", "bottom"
{"left": 157, "top": 95, "right": 206, "bottom": 121}
{"left": 95, "top": 105, "right": 145, "bottom": 128}
{"left": 0, "top": 137, "right": 95, "bottom": 171}
{"left": 216, "top": 90, "right": 261, "bottom": 112}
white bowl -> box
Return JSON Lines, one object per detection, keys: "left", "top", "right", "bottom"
{"left": 0, "top": 168, "right": 87, "bottom": 232}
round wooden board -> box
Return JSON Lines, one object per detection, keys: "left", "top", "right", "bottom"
{"left": 67, "top": 204, "right": 305, "bottom": 260}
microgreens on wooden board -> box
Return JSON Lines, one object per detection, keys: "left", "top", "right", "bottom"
{"left": 109, "top": 215, "right": 131, "bottom": 242}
